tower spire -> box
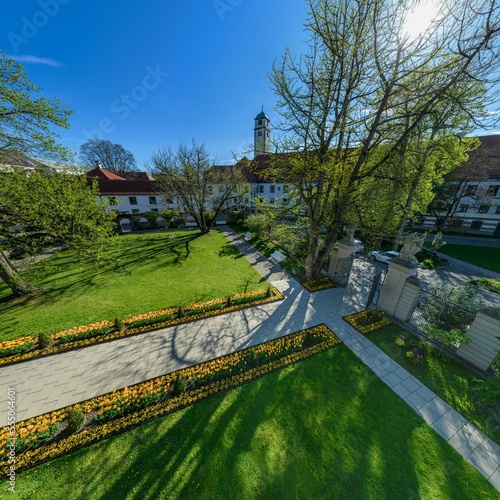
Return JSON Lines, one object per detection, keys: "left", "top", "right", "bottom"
{"left": 254, "top": 108, "right": 270, "bottom": 157}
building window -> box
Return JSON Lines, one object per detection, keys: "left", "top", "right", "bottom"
{"left": 282, "top": 198, "right": 288, "bottom": 204}
{"left": 270, "top": 198, "right": 274, "bottom": 203}
{"left": 270, "top": 185, "right": 275, "bottom": 193}
{"left": 487, "top": 185, "right": 500, "bottom": 197}
{"left": 129, "top": 196, "right": 138, "bottom": 205}
{"left": 131, "top": 209, "right": 140, "bottom": 214}
{"left": 465, "top": 185, "right": 478, "bottom": 196}
{"left": 259, "top": 185, "right": 264, "bottom": 193}
{"left": 166, "top": 198, "right": 173, "bottom": 204}
{"left": 151, "top": 208, "right": 158, "bottom": 212}
{"left": 283, "top": 185, "right": 289, "bottom": 193}
{"left": 470, "top": 220, "right": 483, "bottom": 230}
{"left": 496, "top": 206, "right": 500, "bottom": 214}
{"left": 258, "top": 119, "right": 262, "bottom": 125}
{"left": 478, "top": 204, "right": 490, "bottom": 214}
{"left": 277, "top": 186, "right": 281, "bottom": 191}
{"left": 149, "top": 196, "right": 157, "bottom": 205}
{"left": 458, "top": 204, "right": 470, "bottom": 212}
{"left": 258, "top": 131, "right": 262, "bottom": 136}
{"left": 108, "top": 196, "right": 117, "bottom": 205}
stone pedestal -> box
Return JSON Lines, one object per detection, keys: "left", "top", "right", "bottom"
{"left": 328, "top": 240, "right": 357, "bottom": 286}
{"left": 377, "top": 260, "right": 418, "bottom": 317}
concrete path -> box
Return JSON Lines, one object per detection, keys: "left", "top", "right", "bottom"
{"left": 0, "top": 227, "right": 498, "bottom": 490}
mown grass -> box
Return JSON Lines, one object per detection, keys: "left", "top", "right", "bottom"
{"left": 431, "top": 244, "right": 500, "bottom": 273}
{"left": 2, "top": 347, "right": 497, "bottom": 499}
{"left": 369, "top": 324, "right": 499, "bottom": 444}
{"left": 0, "top": 230, "right": 266, "bottom": 341}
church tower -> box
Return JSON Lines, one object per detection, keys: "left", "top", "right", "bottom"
{"left": 254, "top": 107, "right": 270, "bottom": 156}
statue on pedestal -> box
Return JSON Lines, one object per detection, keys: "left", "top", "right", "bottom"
{"left": 397, "top": 232, "right": 426, "bottom": 267}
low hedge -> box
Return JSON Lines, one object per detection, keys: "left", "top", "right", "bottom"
{"left": 0, "top": 288, "right": 284, "bottom": 367}
{"left": 343, "top": 309, "right": 392, "bottom": 334}
{"left": 0, "top": 324, "right": 342, "bottom": 477}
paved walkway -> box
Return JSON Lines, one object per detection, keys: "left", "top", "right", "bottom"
{"left": 0, "top": 227, "right": 498, "bottom": 490}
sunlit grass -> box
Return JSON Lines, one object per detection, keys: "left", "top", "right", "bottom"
{"left": 3, "top": 347, "right": 497, "bottom": 499}
{"left": 0, "top": 230, "right": 266, "bottom": 341}
{"left": 369, "top": 324, "right": 499, "bottom": 444}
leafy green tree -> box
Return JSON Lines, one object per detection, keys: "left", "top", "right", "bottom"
{"left": 269, "top": 0, "right": 500, "bottom": 279}
{"left": 149, "top": 141, "right": 245, "bottom": 234}
{"left": 0, "top": 51, "right": 73, "bottom": 162}
{"left": 0, "top": 170, "right": 116, "bottom": 297}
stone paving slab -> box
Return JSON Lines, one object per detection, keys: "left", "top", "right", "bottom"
{"left": 0, "top": 226, "right": 498, "bottom": 491}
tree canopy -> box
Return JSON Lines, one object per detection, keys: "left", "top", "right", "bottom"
{"left": 0, "top": 51, "right": 73, "bottom": 162}
{"left": 79, "top": 139, "right": 137, "bottom": 176}
{"left": 269, "top": 0, "right": 500, "bottom": 279}
{"left": 0, "top": 169, "right": 116, "bottom": 297}
{"left": 149, "top": 141, "right": 244, "bottom": 234}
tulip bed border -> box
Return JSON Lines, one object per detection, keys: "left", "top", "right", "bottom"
{"left": 0, "top": 324, "right": 342, "bottom": 477}
{"left": 0, "top": 288, "right": 284, "bottom": 367}
{"left": 301, "top": 276, "right": 335, "bottom": 292}
{"left": 342, "top": 309, "right": 392, "bottom": 334}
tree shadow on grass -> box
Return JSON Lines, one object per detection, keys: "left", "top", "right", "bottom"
{"left": 19, "top": 347, "right": 496, "bottom": 499}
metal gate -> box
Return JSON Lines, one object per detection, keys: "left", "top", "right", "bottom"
{"left": 332, "top": 257, "right": 353, "bottom": 287}
{"left": 366, "top": 271, "right": 385, "bottom": 308}
{"left": 409, "top": 289, "right": 477, "bottom": 345}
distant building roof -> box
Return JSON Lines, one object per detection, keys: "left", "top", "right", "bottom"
{"left": 86, "top": 167, "right": 159, "bottom": 195}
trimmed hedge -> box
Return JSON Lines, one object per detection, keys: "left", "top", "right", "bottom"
{"left": 0, "top": 288, "right": 284, "bottom": 367}
{"left": 0, "top": 324, "right": 342, "bottom": 477}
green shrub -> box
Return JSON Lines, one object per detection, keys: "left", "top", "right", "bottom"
{"left": 38, "top": 332, "right": 53, "bottom": 349}
{"left": 177, "top": 307, "right": 185, "bottom": 318}
{"left": 266, "top": 286, "right": 273, "bottom": 298}
{"left": 114, "top": 317, "right": 124, "bottom": 332}
{"left": 246, "top": 348, "right": 258, "bottom": 368}
{"left": 226, "top": 296, "right": 233, "bottom": 307}
{"left": 173, "top": 375, "right": 188, "bottom": 396}
{"left": 65, "top": 408, "right": 85, "bottom": 434}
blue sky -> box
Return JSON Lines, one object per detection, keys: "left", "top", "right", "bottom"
{"left": 1, "top": 0, "right": 309, "bottom": 167}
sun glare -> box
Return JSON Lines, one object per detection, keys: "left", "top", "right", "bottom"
{"left": 403, "top": 0, "right": 440, "bottom": 39}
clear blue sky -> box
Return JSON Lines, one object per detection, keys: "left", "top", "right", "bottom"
{"left": 1, "top": 0, "right": 310, "bottom": 167}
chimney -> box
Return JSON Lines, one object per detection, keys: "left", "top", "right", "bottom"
{"left": 95, "top": 160, "right": 102, "bottom": 169}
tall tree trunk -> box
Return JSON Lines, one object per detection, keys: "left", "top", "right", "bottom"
{"left": 0, "top": 250, "right": 38, "bottom": 297}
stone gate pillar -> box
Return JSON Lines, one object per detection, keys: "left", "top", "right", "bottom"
{"left": 328, "top": 240, "right": 357, "bottom": 286}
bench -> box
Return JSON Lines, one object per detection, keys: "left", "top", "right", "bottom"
{"left": 271, "top": 250, "right": 286, "bottom": 263}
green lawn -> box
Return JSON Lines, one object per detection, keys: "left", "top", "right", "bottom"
{"left": 368, "top": 324, "right": 499, "bottom": 444}
{"left": 0, "top": 230, "right": 266, "bottom": 341}
{"left": 429, "top": 244, "right": 500, "bottom": 273}
{"left": 3, "top": 347, "right": 497, "bottom": 499}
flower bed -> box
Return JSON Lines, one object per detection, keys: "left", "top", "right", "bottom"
{"left": 0, "top": 288, "right": 284, "bottom": 367}
{"left": 0, "top": 324, "right": 342, "bottom": 477}
{"left": 302, "top": 276, "right": 334, "bottom": 292}
{"left": 343, "top": 309, "right": 392, "bottom": 334}
{"left": 467, "top": 277, "right": 500, "bottom": 295}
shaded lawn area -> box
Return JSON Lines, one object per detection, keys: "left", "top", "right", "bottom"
{"left": 430, "top": 244, "right": 500, "bottom": 273}
{"left": 0, "top": 230, "right": 266, "bottom": 341}
{"left": 369, "top": 324, "right": 499, "bottom": 444}
{"left": 4, "top": 347, "right": 497, "bottom": 499}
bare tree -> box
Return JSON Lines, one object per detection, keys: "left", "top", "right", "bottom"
{"left": 149, "top": 141, "right": 245, "bottom": 234}
{"left": 79, "top": 139, "right": 137, "bottom": 176}
{"left": 270, "top": 0, "right": 500, "bottom": 279}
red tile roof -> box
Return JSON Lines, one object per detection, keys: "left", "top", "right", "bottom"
{"left": 86, "top": 167, "right": 159, "bottom": 195}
